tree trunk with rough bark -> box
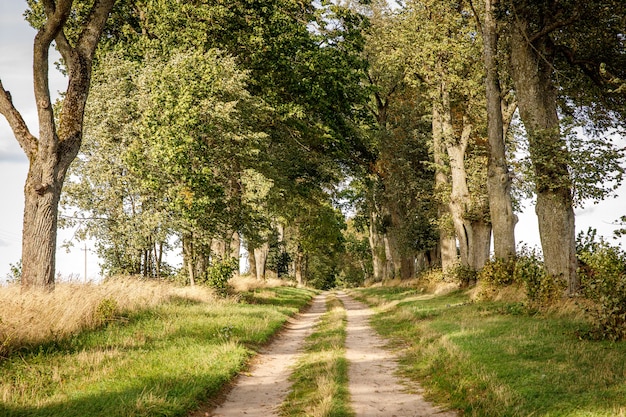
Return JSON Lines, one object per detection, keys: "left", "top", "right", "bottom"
{"left": 368, "top": 210, "right": 386, "bottom": 281}
{"left": 182, "top": 233, "right": 195, "bottom": 286}
{"left": 434, "top": 79, "right": 491, "bottom": 272}
{"left": 483, "top": 0, "right": 517, "bottom": 261}
{"left": 432, "top": 95, "right": 458, "bottom": 271}
{"left": 0, "top": 0, "right": 116, "bottom": 290}
{"left": 510, "top": 19, "right": 578, "bottom": 294}
{"left": 294, "top": 246, "right": 305, "bottom": 286}
{"left": 253, "top": 242, "right": 270, "bottom": 280}
{"left": 248, "top": 244, "right": 257, "bottom": 278}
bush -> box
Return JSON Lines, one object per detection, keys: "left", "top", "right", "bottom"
{"left": 476, "top": 247, "right": 562, "bottom": 305}
{"left": 5, "top": 260, "right": 22, "bottom": 285}
{"left": 200, "top": 257, "right": 239, "bottom": 296}
{"left": 514, "top": 246, "right": 563, "bottom": 305}
{"left": 476, "top": 257, "right": 516, "bottom": 300}
{"left": 94, "top": 298, "right": 119, "bottom": 325}
{"left": 578, "top": 242, "right": 626, "bottom": 341}
{"left": 478, "top": 257, "right": 516, "bottom": 287}
{"left": 444, "top": 263, "right": 477, "bottom": 288}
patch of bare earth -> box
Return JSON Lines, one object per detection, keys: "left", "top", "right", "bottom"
{"left": 339, "top": 292, "right": 457, "bottom": 417}
{"left": 196, "top": 291, "right": 457, "bottom": 417}
{"left": 196, "top": 293, "right": 327, "bottom": 417}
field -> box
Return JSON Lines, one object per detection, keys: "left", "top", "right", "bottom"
{"left": 0, "top": 277, "right": 315, "bottom": 417}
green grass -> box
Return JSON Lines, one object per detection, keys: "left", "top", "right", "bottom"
{"left": 0, "top": 286, "right": 315, "bottom": 417}
{"left": 280, "top": 292, "right": 354, "bottom": 417}
{"left": 352, "top": 287, "right": 626, "bottom": 417}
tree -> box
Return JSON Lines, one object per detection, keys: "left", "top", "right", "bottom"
{"left": 394, "top": 0, "right": 492, "bottom": 271}
{"left": 357, "top": 1, "right": 440, "bottom": 281}
{"left": 0, "top": 0, "right": 116, "bottom": 290}
{"left": 476, "top": 0, "right": 518, "bottom": 261}
{"left": 62, "top": 0, "right": 371, "bottom": 284}
{"left": 62, "top": 49, "right": 267, "bottom": 281}
{"left": 504, "top": 0, "right": 626, "bottom": 294}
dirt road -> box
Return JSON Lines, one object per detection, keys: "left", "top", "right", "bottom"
{"left": 197, "top": 291, "right": 456, "bottom": 417}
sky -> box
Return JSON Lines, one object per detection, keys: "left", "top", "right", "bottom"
{"left": 0, "top": 2, "right": 625, "bottom": 282}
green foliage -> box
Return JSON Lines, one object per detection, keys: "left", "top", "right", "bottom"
{"left": 94, "top": 298, "right": 119, "bottom": 325}
{"left": 477, "top": 247, "right": 563, "bottom": 305}
{"left": 5, "top": 260, "right": 22, "bottom": 285}
{"left": 478, "top": 258, "right": 516, "bottom": 287}
{"left": 200, "top": 257, "right": 239, "bottom": 296}
{"left": 577, "top": 232, "right": 626, "bottom": 341}
{"left": 337, "top": 219, "right": 372, "bottom": 287}
{"left": 444, "top": 263, "right": 477, "bottom": 288}
{"left": 266, "top": 239, "right": 291, "bottom": 278}
{"left": 61, "top": 0, "right": 372, "bottom": 285}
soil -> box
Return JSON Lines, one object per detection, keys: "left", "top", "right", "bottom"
{"left": 193, "top": 291, "right": 457, "bottom": 417}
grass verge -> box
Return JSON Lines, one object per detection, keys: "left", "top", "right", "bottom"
{"left": 0, "top": 284, "right": 315, "bottom": 417}
{"left": 351, "top": 287, "right": 626, "bottom": 417}
{"left": 280, "top": 292, "right": 354, "bottom": 417}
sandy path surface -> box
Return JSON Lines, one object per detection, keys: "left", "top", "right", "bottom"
{"left": 339, "top": 292, "right": 457, "bottom": 417}
{"left": 197, "top": 291, "right": 456, "bottom": 417}
{"left": 201, "top": 293, "right": 327, "bottom": 417}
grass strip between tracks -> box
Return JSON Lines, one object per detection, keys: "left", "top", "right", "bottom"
{"left": 280, "top": 292, "right": 354, "bottom": 417}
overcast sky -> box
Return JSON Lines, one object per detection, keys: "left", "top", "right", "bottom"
{"left": 0, "top": 2, "right": 625, "bottom": 283}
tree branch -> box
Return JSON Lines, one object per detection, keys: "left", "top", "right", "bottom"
{"left": 33, "top": 0, "right": 73, "bottom": 142}
{"left": 467, "top": 0, "right": 483, "bottom": 34}
{"left": 0, "top": 80, "right": 38, "bottom": 158}
{"left": 528, "top": 13, "right": 579, "bottom": 43}
{"left": 76, "top": 0, "right": 117, "bottom": 59}
{"left": 555, "top": 44, "right": 603, "bottom": 86}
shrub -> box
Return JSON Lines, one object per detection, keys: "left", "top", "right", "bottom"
{"left": 476, "top": 247, "right": 562, "bottom": 305}
{"left": 514, "top": 246, "right": 563, "bottom": 305}
{"left": 444, "top": 263, "right": 477, "bottom": 288}
{"left": 5, "top": 260, "right": 22, "bottom": 285}
{"left": 200, "top": 257, "right": 239, "bottom": 296}
{"left": 578, "top": 242, "right": 626, "bottom": 341}
{"left": 475, "top": 257, "right": 517, "bottom": 300}
{"left": 94, "top": 298, "right": 119, "bottom": 325}
{"left": 478, "top": 257, "right": 516, "bottom": 287}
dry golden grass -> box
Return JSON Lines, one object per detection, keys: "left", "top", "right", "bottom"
{"left": 0, "top": 277, "right": 217, "bottom": 357}
{"left": 229, "top": 274, "right": 296, "bottom": 292}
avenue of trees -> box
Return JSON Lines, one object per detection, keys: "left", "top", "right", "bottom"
{"left": 1, "top": 0, "right": 626, "bottom": 300}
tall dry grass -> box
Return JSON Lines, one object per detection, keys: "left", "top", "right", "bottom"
{"left": 0, "top": 277, "right": 217, "bottom": 358}
{"left": 229, "top": 274, "right": 296, "bottom": 292}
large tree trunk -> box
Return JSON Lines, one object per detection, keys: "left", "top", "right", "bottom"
{"left": 294, "top": 246, "right": 305, "bottom": 286}
{"left": 437, "top": 78, "right": 492, "bottom": 272}
{"left": 469, "top": 220, "right": 492, "bottom": 270}
{"left": 510, "top": 20, "right": 578, "bottom": 294}
{"left": 368, "top": 210, "right": 386, "bottom": 281}
{"left": 432, "top": 95, "right": 458, "bottom": 271}
{"left": 248, "top": 244, "right": 257, "bottom": 278}
{"left": 447, "top": 145, "right": 492, "bottom": 271}
{"left": 230, "top": 232, "right": 241, "bottom": 263}
{"left": 483, "top": 0, "right": 517, "bottom": 260}
{"left": 182, "top": 233, "right": 195, "bottom": 286}
{"left": 21, "top": 163, "right": 65, "bottom": 289}
{"left": 0, "top": 0, "right": 116, "bottom": 290}
{"left": 253, "top": 242, "right": 270, "bottom": 280}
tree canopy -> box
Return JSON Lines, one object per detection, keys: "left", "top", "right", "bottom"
{"left": 3, "top": 0, "right": 624, "bottom": 291}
